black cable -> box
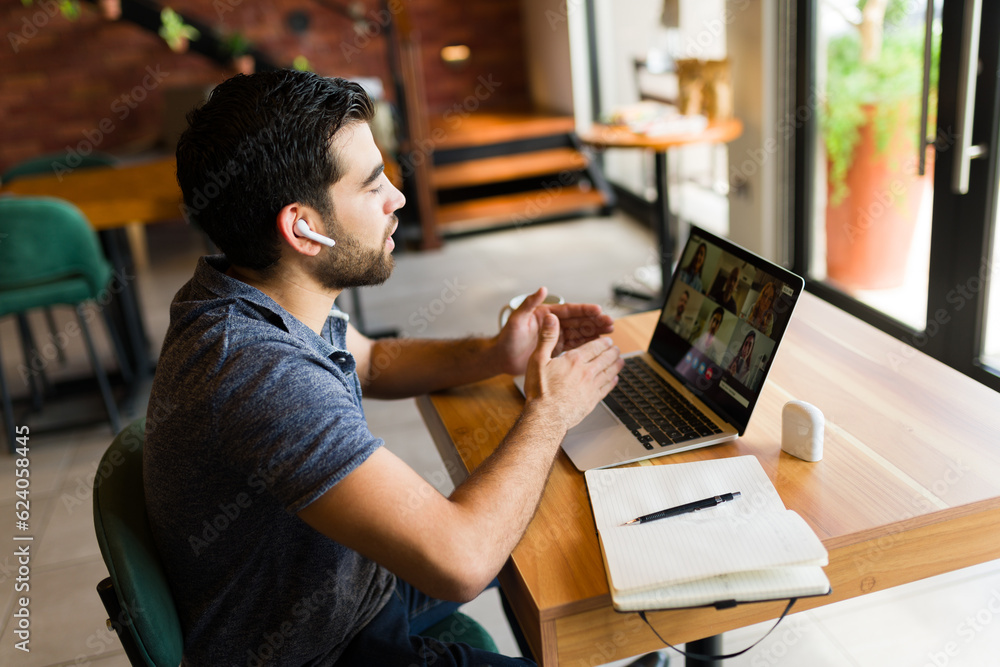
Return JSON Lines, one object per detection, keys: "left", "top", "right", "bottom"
{"left": 638, "top": 598, "right": 797, "bottom": 662}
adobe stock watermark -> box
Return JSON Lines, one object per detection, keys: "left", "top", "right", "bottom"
{"left": 923, "top": 588, "right": 1000, "bottom": 667}
{"left": 542, "top": 0, "right": 584, "bottom": 30}
{"left": 679, "top": 0, "right": 752, "bottom": 59}
{"left": 52, "top": 65, "right": 172, "bottom": 181}
{"left": 70, "top": 603, "right": 142, "bottom": 667}
{"left": 244, "top": 567, "right": 342, "bottom": 666}
{"left": 507, "top": 169, "right": 590, "bottom": 230}
{"left": 886, "top": 255, "right": 998, "bottom": 372}
{"left": 7, "top": 0, "right": 71, "bottom": 53}
{"left": 405, "top": 277, "right": 468, "bottom": 335}
{"left": 179, "top": 157, "right": 246, "bottom": 222}
{"left": 397, "top": 75, "right": 502, "bottom": 179}
{"left": 355, "top": 275, "right": 470, "bottom": 387}
{"left": 747, "top": 616, "right": 807, "bottom": 667}
{"left": 851, "top": 456, "right": 969, "bottom": 577}
{"left": 16, "top": 266, "right": 135, "bottom": 386}
{"left": 59, "top": 396, "right": 178, "bottom": 515}
{"left": 188, "top": 455, "right": 299, "bottom": 557}
{"left": 836, "top": 127, "right": 954, "bottom": 247}
{"left": 338, "top": 0, "right": 406, "bottom": 63}
{"left": 726, "top": 85, "right": 825, "bottom": 195}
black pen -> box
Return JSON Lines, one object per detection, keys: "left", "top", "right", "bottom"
{"left": 623, "top": 492, "right": 741, "bottom": 525}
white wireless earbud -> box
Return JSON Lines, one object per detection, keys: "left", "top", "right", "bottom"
{"left": 294, "top": 219, "right": 335, "bottom": 247}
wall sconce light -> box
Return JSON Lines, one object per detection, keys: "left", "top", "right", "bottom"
{"left": 440, "top": 44, "right": 471, "bottom": 67}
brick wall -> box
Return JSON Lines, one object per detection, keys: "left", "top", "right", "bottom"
{"left": 0, "top": 0, "right": 529, "bottom": 174}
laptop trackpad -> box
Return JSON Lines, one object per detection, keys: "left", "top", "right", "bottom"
{"left": 569, "top": 403, "right": 620, "bottom": 435}
{"left": 513, "top": 376, "right": 620, "bottom": 435}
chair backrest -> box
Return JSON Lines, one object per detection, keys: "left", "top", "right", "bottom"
{"left": 0, "top": 196, "right": 112, "bottom": 296}
{"left": 1, "top": 151, "right": 117, "bottom": 184}
{"left": 93, "top": 419, "right": 184, "bottom": 667}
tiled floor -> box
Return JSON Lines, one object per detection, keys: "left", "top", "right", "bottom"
{"left": 1, "top": 211, "right": 999, "bottom": 666}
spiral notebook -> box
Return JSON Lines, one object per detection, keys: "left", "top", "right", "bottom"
{"left": 585, "top": 456, "right": 831, "bottom": 611}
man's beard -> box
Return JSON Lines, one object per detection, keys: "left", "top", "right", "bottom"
{"left": 311, "top": 217, "right": 395, "bottom": 290}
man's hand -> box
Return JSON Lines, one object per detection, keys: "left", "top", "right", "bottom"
{"left": 494, "top": 287, "right": 615, "bottom": 376}
{"left": 522, "top": 312, "right": 623, "bottom": 432}
{"left": 300, "top": 309, "right": 622, "bottom": 604}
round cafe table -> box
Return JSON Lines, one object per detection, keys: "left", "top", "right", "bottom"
{"left": 579, "top": 117, "right": 743, "bottom": 306}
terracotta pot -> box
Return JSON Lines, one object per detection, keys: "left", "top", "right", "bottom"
{"left": 98, "top": 0, "right": 121, "bottom": 20}
{"left": 825, "top": 104, "right": 929, "bottom": 290}
{"left": 231, "top": 54, "right": 256, "bottom": 75}
{"left": 167, "top": 36, "right": 189, "bottom": 54}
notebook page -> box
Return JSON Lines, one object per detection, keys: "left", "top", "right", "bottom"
{"left": 585, "top": 456, "right": 785, "bottom": 532}
{"left": 585, "top": 456, "right": 827, "bottom": 593}
{"left": 601, "top": 509, "right": 827, "bottom": 591}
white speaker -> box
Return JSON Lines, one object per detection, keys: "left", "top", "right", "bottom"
{"left": 781, "top": 401, "right": 824, "bottom": 462}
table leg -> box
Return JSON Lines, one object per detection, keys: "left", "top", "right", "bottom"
{"left": 99, "top": 229, "right": 152, "bottom": 383}
{"left": 685, "top": 634, "right": 722, "bottom": 667}
{"left": 653, "top": 150, "right": 674, "bottom": 309}
{"left": 612, "top": 150, "right": 675, "bottom": 307}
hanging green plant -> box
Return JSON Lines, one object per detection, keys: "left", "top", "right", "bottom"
{"left": 21, "top": 0, "right": 81, "bottom": 20}
{"left": 219, "top": 30, "right": 252, "bottom": 59}
{"left": 159, "top": 7, "right": 200, "bottom": 53}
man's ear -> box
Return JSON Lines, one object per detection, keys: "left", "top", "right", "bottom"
{"left": 278, "top": 204, "right": 326, "bottom": 256}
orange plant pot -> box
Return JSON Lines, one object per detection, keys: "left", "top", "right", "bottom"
{"left": 825, "top": 105, "right": 929, "bottom": 290}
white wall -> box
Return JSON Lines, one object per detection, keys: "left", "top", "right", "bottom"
{"left": 520, "top": 0, "right": 575, "bottom": 115}
{"left": 725, "top": 0, "right": 782, "bottom": 260}
{"left": 565, "top": 0, "right": 785, "bottom": 260}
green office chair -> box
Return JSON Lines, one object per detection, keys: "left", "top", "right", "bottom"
{"left": 0, "top": 195, "right": 129, "bottom": 451}
{"left": 93, "top": 419, "right": 183, "bottom": 667}
{"left": 94, "top": 419, "right": 497, "bottom": 666}
{"left": 1, "top": 152, "right": 120, "bottom": 371}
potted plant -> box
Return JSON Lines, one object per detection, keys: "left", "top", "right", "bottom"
{"left": 97, "top": 0, "right": 120, "bottom": 20}
{"left": 159, "top": 7, "right": 200, "bottom": 54}
{"left": 820, "top": 0, "right": 938, "bottom": 290}
{"left": 220, "top": 30, "right": 255, "bottom": 74}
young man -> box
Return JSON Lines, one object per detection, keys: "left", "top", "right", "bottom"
{"left": 143, "top": 70, "right": 623, "bottom": 666}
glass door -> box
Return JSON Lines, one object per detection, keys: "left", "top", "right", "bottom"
{"left": 808, "top": 0, "right": 942, "bottom": 330}
{"left": 985, "top": 223, "right": 1000, "bottom": 370}
{"left": 794, "top": 0, "right": 1000, "bottom": 390}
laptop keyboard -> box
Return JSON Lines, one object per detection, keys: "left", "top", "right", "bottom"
{"left": 604, "top": 357, "right": 723, "bottom": 450}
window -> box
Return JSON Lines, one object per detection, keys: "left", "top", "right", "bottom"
{"left": 793, "top": 0, "right": 1000, "bottom": 390}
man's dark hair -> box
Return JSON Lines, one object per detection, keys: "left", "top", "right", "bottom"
{"left": 176, "top": 70, "right": 375, "bottom": 271}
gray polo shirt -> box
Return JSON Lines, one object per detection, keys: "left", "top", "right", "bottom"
{"left": 144, "top": 255, "right": 394, "bottom": 666}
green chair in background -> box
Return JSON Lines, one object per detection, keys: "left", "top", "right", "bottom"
{"left": 2, "top": 151, "right": 124, "bottom": 389}
{"left": 1, "top": 152, "right": 120, "bottom": 373}
{"left": 94, "top": 419, "right": 497, "bottom": 666}
{"left": 0, "top": 195, "right": 128, "bottom": 451}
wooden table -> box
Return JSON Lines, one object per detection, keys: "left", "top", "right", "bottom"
{"left": 417, "top": 292, "right": 1000, "bottom": 665}
{"left": 0, "top": 156, "right": 182, "bottom": 230}
{"left": 1, "top": 156, "right": 183, "bottom": 378}
{"left": 579, "top": 118, "right": 743, "bottom": 305}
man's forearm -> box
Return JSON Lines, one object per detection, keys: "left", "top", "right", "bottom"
{"left": 361, "top": 336, "right": 504, "bottom": 399}
{"left": 443, "top": 400, "right": 569, "bottom": 591}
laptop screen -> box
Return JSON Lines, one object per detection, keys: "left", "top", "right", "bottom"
{"left": 648, "top": 226, "right": 804, "bottom": 435}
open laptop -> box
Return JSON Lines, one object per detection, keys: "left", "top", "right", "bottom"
{"left": 525, "top": 226, "right": 804, "bottom": 471}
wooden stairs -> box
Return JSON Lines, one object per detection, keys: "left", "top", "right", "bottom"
{"left": 424, "top": 112, "right": 613, "bottom": 238}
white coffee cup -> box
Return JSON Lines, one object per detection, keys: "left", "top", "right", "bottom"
{"left": 499, "top": 293, "right": 565, "bottom": 329}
